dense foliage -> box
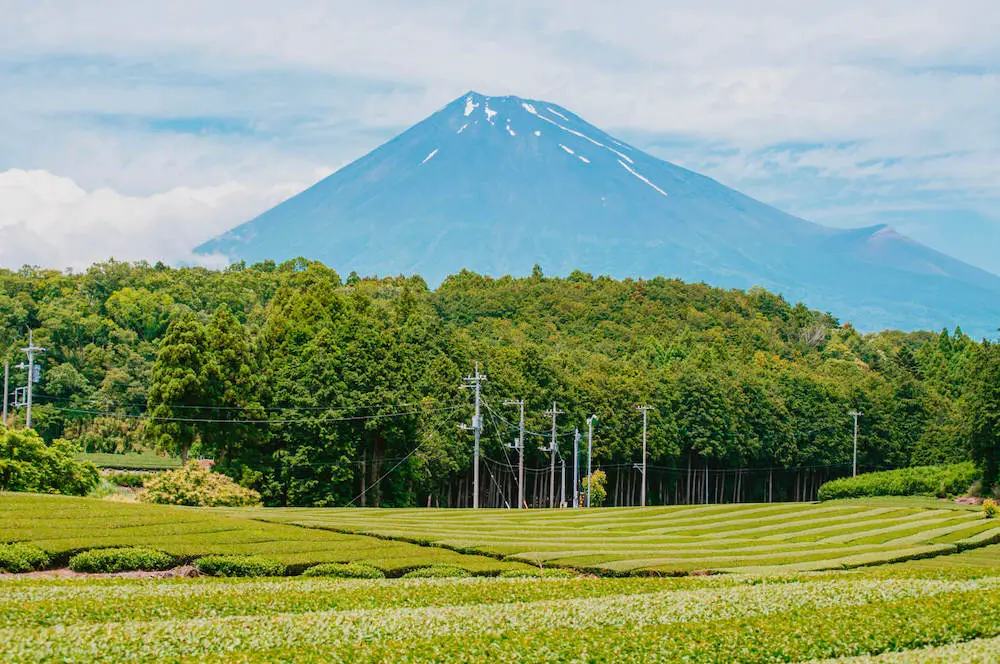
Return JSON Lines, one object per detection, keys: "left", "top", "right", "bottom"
{"left": 0, "top": 542, "right": 50, "bottom": 572}
{"left": 0, "top": 259, "right": 993, "bottom": 506}
{"left": 195, "top": 555, "right": 286, "bottom": 577}
{"left": 68, "top": 547, "right": 175, "bottom": 573}
{"left": 0, "top": 426, "right": 99, "bottom": 495}
{"left": 401, "top": 564, "right": 473, "bottom": 579}
{"left": 141, "top": 462, "right": 261, "bottom": 507}
{"left": 816, "top": 463, "right": 979, "bottom": 501}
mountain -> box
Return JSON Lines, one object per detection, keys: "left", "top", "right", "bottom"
{"left": 195, "top": 91, "right": 1000, "bottom": 336}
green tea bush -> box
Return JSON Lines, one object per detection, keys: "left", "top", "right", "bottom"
{"left": 68, "top": 547, "right": 175, "bottom": 573}
{"left": 195, "top": 555, "right": 286, "bottom": 577}
{"left": 302, "top": 562, "right": 386, "bottom": 579}
{"left": 142, "top": 462, "right": 261, "bottom": 507}
{"left": 498, "top": 567, "right": 578, "bottom": 578}
{"left": 0, "top": 542, "right": 51, "bottom": 572}
{"left": 401, "top": 565, "right": 472, "bottom": 579}
{"left": 0, "top": 427, "right": 100, "bottom": 496}
{"left": 817, "top": 463, "right": 979, "bottom": 500}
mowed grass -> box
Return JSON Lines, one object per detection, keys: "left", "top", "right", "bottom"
{"left": 0, "top": 493, "right": 531, "bottom": 575}
{"left": 4, "top": 571, "right": 1000, "bottom": 662}
{"left": 232, "top": 498, "right": 1000, "bottom": 574}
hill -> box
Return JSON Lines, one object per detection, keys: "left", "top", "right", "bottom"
{"left": 196, "top": 91, "right": 1000, "bottom": 336}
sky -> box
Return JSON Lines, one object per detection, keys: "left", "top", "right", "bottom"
{"left": 0, "top": 1, "right": 998, "bottom": 274}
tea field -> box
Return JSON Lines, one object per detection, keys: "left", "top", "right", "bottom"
{"left": 4, "top": 571, "right": 1000, "bottom": 662}
{"left": 235, "top": 498, "right": 1000, "bottom": 574}
{"left": 0, "top": 493, "right": 532, "bottom": 575}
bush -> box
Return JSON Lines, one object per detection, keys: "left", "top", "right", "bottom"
{"left": 302, "top": 562, "right": 386, "bottom": 579}
{"left": 581, "top": 470, "right": 608, "bottom": 507}
{"left": 498, "top": 567, "right": 578, "bottom": 578}
{"left": 401, "top": 565, "right": 472, "bottom": 579}
{"left": 69, "top": 547, "right": 175, "bottom": 573}
{"left": 985, "top": 499, "right": 998, "bottom": 519}
{"left": 0, "top": 542, "right": 51, "bottom": 573}
{"left": 195, "top": 555, "right": 285, "bottom": 577}
{"left": 817, "top": 463, "right": 979, "bottom": 501}
{"left": 142, "top": 462, "right": 261, "bottom": 507}
{"left": 0, "top": 427, "right": 100, "bottom": 496}
{"left": 106, "top": 472, "right": 147, "bottom": 488}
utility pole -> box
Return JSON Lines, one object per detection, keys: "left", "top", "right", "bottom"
{"left": 560, "top": 457, "right": 566, "bottom": 507}
{"left": 637, "top": 406, "right": 652, "bottom": 507}
{"left": 544, "top": 402, "right": 563, "bottom": 508}
{"left": 586, "top": 417, "right": 594, "bottom": 508}
{"left": 849, "top": 410, "right": 863, "bottom": 477}
{"left": 573, "top": 428, "right": 581, "bottom": 508}
{"left": 2, "top": 361, "right": 8, "bottom": 426}
{"left": 17, "top": 330, "right": 45, "bottom": 430}
{"left": 504, "top": 399, "right": 526, "bottom": 509}
{"left": 460, "top": 363, "right": 486, "bottom": 508}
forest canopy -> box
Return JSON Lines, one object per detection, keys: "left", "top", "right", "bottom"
{"left": 1, "top": 259, "right": 995, "bottom": 507}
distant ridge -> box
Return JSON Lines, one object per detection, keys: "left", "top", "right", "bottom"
{"left": 196, "top": 91, "right": 1000, "bottom": 336}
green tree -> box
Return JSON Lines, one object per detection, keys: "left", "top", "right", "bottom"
{"left": 146, "top": 312, "right": 215, "bottom": 464}
{"left": 967, "top": 342, "right": 1000, "bottom": 489}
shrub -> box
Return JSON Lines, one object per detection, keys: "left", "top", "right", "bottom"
{"left": 0, "top": 427, "right": 100, "bottom": 496}
{"left": 498, "top": 567, "right": 578, "bottom": 578}
{"left": 302, "top": 562, "right": 386, "bottom": 579}
{"left": 817, "top": 463, "right": 979, "bottom": 501}
{"left": 69, "top": 547, "right": 175, "bottom": 573}
{"left": 401, "top": 565, "right": 472, "bottom": 579}
{"left": 106, "top": 472, "right": 147, "bottom": 488}
{"left": 195, "top": 555, "right": 286, "bottom": 577}
{"left": 581, "top": 470, "right": 608, "bottom": 507}
{"left": 985, "top": 499, "right": 999, "bottom": 519}
{"left": 0, "top": 542, "right": 51, "bottom": 573}
{"left": 142, "top": 462, "right": 261, "bottom": 507}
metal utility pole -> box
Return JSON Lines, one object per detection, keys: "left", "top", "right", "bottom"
{"left": 849, "top": 410, "right": 863, "bottom": 477}
{"left": 2, "top": 361, "right": 8, "bottom": 425}
{"left": 504, "top": 399, "right": 526, "bottom": 509}
{"left": 460, "top": 363, "right": 486, "bottom": 508}
{"left": 572, "top": 428, "right": 581, "bottom": 508}
{"left": 637, "top": 406, "right": 652, "bottom": 507}
{"left": 17, "top": 331, "right": 45, "bottom": 429}
{"left": 560, "top": 457, "right": 566, "bottom": 507}
{"left": 544, "top": 402, "right": 563, "bottom": 508}
{"left": 586, "top": 417, "right": 594, "bottom": 508}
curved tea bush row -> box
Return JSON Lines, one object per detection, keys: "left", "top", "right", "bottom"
{"left": 0, "top": 543, "right": 50, "bottom": 573}
{"left": 400, "top": 565, "right": 472, "bottom": 579}
{"left": 69, "top": 548, "right": 175, "bottom": 573}
{"left": 302, "top": 562, "right": 385, "bottom": 579}
{"left": 194, "top": 555, "right": 286, "bottom": 577}
{"left": 817, "top": 463, "right": 979, "bottom": 501}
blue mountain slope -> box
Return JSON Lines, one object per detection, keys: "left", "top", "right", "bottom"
{"left": 196, "top": 92, "right": 1000, "bottom": 335}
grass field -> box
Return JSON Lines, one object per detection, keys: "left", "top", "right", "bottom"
{"left": 234, "top": 498, "right": 1000, "bottom": 574}
{"left": 0, "top": 493, "right": 531, "bottom": 575}
{"left": 75, "top": 451, "right": 182, "bottom": 470}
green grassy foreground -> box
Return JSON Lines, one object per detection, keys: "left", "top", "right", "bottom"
{"left": 233, "top": 498, "right": 1000, "bottom": 574}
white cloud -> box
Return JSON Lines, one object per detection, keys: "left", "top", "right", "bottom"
{"left": 0, "top": 169, "right": 315, "bottom": 270}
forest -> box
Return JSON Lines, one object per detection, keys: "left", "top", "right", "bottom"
{"left": 1, "top": 258, "right": 997, "bottom": 507}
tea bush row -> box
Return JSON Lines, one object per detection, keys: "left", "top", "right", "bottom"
{"left": 68, "top": 548, "right": 175, "bottom": 573}
{"left": 0, "top": 543, "right": 50, "bottom": 572}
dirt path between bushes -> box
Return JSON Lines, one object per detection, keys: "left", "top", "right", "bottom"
{"left": 1, "top": 565, "right": 200, "bottom": 580}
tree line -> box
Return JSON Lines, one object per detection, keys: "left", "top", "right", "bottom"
{"left": 1, "top": 258, "right": 997, "bottom": 506}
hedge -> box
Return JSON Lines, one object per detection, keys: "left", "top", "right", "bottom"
{"left": 817, "top": 463, "right": 979, "bottom": 501}
{"left": 302, "top": 562, "right": 386, "bottom": 579}
{"left": 195, "top": 555, "right": 286, "bottom": 577}
{"left": 0, "top": 542, "right": 51, "bottom": 572}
